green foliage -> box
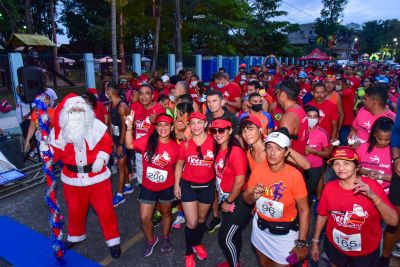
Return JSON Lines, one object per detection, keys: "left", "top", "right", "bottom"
{"left": 315, "top": 0, "right": 349, "bottom": 41}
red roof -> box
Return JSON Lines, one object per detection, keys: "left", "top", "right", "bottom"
{"left": 298, "top": 48, "right": 331, "bottom": 61}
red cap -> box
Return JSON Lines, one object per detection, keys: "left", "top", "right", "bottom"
{"left": 87, "top": 88, "right": 97, "bottom": 95}
{"left": 324, "top": 75, "right": 336, "bottom": 82}
{"left": 155, "top": 114, "right": 173, "bottom": 124}
{"left": 239, "top": 63, "right": 246, "bottom": 68}
{"left": 242, "top": 115, "right": 261, "bottom": 128}
{"left": 188, "top": 111, "right": 206, "bottom": 121}
{"left": 327, "top": 146, "right": 359, "bottom": 164}
{"left": 210, "top": 119, "right": 232, "bottom": 129}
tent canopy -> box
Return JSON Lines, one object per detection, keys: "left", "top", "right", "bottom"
{"left": 7, "top": 34, "right": 55, "bottom": 47}
{"left": 298, "top": 48, "right": 330, "bottom": 61}
{"left": 57, "top": 56, "right": 75, "bottom": 64}
{"left": 96, "top": 56, "right": 121, "bottom": 63}
{"left": 141, "top": 56, "right": 152, "bottom": 62}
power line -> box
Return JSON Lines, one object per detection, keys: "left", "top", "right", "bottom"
{"left": 281, "top": 0, "right": 318, "bottom": 19}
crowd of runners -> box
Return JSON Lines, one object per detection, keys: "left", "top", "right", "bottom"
{"left": 25, "top": 55, "right": 400, "bottom": 267}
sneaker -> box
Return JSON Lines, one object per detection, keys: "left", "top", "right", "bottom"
{"left": 207, "top": 217, "right": 221, "bottom": 233}
{"left": 143, "top": 236, "right": 159, "bottom": 257}
{"left": 216, "top": 261, "right": 241, "bottom": 267}
{"left": 152, "top": 211, "right": 162, "bottom": 227}
{"left": 109, "top": 244, "right": 121, "bottom": 258}
{"left": 172, "top": 213, "right": 185, "bottom": 229}
{"left": 171, "top": 205, "right": 179, "bottom": 214}
{"left": 123, "top": 183, "right": 134, "bottom": 194}
{"left": 392, "top": 246, "right": 400, "bottom": 257}
{"left": 113, "top": 194, "right": 125, "bottom": 207}
{"left": 160, "top": 236, "right": 172, "bottom": 253}
{"left": 193, "top": 244, "right": 208, "bottom": 260}
{"left": 185, "top": 254, "right": 196, "bottom": 267}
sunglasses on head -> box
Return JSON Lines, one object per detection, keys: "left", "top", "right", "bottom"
{"left": 196, "top": 146, "right": 203, "bottom": 160}
{"left": 210, "top": 128, "right": 229, "bottom": 134}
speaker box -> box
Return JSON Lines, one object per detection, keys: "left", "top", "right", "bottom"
{"left": 0, "top": 136, "right": 25, "bottom": 169}
{"left": 17, "top": 66, "right": 45, "bottom": 103}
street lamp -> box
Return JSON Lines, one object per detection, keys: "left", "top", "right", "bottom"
{"left": 354, "top": 37, "right": 358, "bottom": 42}
{"left": 394, "top": 38, "right": 398, "bottom": 42}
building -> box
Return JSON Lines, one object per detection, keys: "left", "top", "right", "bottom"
{"left": 288, "top": 23, "right": 318, "bottom": 45}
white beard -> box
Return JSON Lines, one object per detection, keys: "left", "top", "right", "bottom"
{"left": 63, "top": 117, "right": 87, "bottom": 148}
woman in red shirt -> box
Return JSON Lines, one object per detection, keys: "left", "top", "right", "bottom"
{"left": 125, "top": 113, "right": 178, "bottom": 257}
{"left": 311, "top": 146, "right": 398, "bottom": 267}
{"left": 174, "top": 112, "right": 215, "bottom": 267}
{"left": 210, "top": 119, "right": 252, "bottom": 267}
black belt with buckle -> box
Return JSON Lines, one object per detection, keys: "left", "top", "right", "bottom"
{"left": 65, "top": 164, "right": 93, "bottom": 173}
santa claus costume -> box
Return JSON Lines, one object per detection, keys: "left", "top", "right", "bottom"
{"left": 48, "top": 94, "right": 121, "bottom": 258}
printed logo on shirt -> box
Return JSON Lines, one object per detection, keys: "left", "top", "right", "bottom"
{"left": 362, "top": 121, "right": 371, "bottom": 131}
{"left": 188, "top": 150, "right": 214, "bottom": 167}
{"left": 274, "top": 113, "right": 283, "bottom": 121}
{"left": 263, "top": 181, "right": 287, "bottom": 202}
{"left": 136, "top": 116, "right": 151, "bottom": 132}
{"left": 331, "top": 204, "right": 369, "bottom": 230}
{"left": 319, "top": 110, "right": 326, "bottom": 118}
{"left": 370, "top": 155, "right": 380, "bottom": 164}
{"left": 144, "top": 151, "right": 171, "bottom": 168}
{"left": 215, "top": 158, "right": 224, "bottom": 178}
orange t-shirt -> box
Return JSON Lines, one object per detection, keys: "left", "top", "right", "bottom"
{"left": 246, "top": 149, "right": 267, "bottom": 171}
{"left": 248, "top": 163, "right": 307, "bottom": 222}
{"left": 30, "top": 107, "right": 55, "bottom": 128}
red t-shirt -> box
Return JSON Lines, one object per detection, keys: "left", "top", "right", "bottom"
{"left": 345, "top": 76, "right": 361, "bottom": 92}
{"left": 188, "top": 87, "right": 200, "bottom": 104}
{"left": 342, "top": 88, "right": 355, "bottom": 126}
{"left": 286, "top": 105, "right": 309, "bottom": 155}
{"left": 132, "top": 135, "right": 179, "bottom": 191}
{"left": 318, "top": 178, "right": 392, "bottom": 256}
{"left": 178, "top": 135, "right": 215, "bottom": 183}
{"left": 134, "top": 103, "right": 165, "bottom": 139}
{"left": 307, "top": 99, "right": 339, "bottom": 139}
{"left": 94, "top": 102, "right": 107, "bottom": 124}
{"left": 214, "top": 146, "right": 247, "bottom": 202}
{"left": 219, "top": 82, "right": 242, "bottom": 112}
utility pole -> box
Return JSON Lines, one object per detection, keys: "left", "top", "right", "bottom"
{"left": 175, "top": 0, "right": 183, "bottom": 73}
{"left": 111, "top": 0, "right": 119, "bottom": 83}
{"left": 50, "top": 0, "right": 60, "bottom": 73}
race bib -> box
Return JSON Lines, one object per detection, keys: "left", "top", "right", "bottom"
{"left": 216, "top": 177, "right": 229, "bottom": 203}
{"left": 146, "top": 167, "right": 168, "bottom": 183}
{"left": 332, "top": 228, "right": 361, "bottom": 252}
{"left": 111, "top": 124, "right": 120, "bottom": 136}
{"left": 256, "top": 196, "right": 284, "bottom": 219}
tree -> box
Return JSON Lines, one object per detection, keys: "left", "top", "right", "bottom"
{"left": 315, "top": 0, "right": 349, "bottom": 47}
{"left": 111, "top": 0, "right": 118, "bottom": 82}
{"left": 175, "top": 0, "right": 183, "bottom": 72}
{"left": 151, "top": 0, "right": 162, "bottom": 71}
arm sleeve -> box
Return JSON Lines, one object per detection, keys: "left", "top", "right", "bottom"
{"left": 317, "top": 184, "right": 330, "bottom": 216}
{"left": 96, "top": 132, "right": 113, "bottom": 162}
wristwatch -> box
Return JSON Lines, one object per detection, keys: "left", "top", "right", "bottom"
{"left": 225, "top": 199, "right": 234, "bottom": 204}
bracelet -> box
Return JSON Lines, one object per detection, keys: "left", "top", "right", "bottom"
{"left": 294, "top": 239, "right": 311, "bottom": 248}
{"left": 393, "top": 156, "right": 400, "bottom": 163}
{"left": 311, "top": 239, "right": 320, "bottom": 243}
{"left": 225, "top": 199, "right": 234, "bottom": 204}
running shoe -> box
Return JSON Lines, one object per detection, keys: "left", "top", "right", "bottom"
{"left": 160, "top": 236, "right": 172, "bottom": 253}
{"left": 143, "top": 236, "right": 159, "bottom": 257}
{"left": 392, "top": 246, "right": 400, "bottom": 257}
{"left": 216, "top": 261, "right": 241, "bottom": 267}
{"left": 109, "top": 244, "right": 121, "bottom": 258}
{"left": 171, "top": 205, "right": 179, "bottom": 214}
{"left": 185, "top": 254, "right": 196, "bottom": 267}
{"left": 172, "top": 213, "right": 185, "bottom": 229}
{"left": 112, "top": 194, "right": 125, "bottom": 207}
{"left": 153, "top": 211, "right": 162, "bottom": 227}
{"left": 207, "top": 217, "right": 221, "bottom": 233}
{"left": 193, "top": 244, "right": 208, "bottom": 260}
{"left": 123, "top": 183, "right": 134, "bottom": 194}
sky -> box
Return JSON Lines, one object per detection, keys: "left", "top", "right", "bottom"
{"left": 56, "top": 0, "right": 399, "bottom": 45}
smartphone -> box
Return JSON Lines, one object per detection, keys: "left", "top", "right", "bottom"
{"left": 286, "top": 252, "right": 299, "bottom": 265}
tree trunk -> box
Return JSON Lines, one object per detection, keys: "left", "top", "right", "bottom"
{"left": 111, "top": 0, "right": 119, "bottom": 83}
{"left": 50, "top": 0, "right": 60, "bottom": 74}
{"left": 24, "top": 0, "right": 34, "bottom": 33}
{"left": 151, "top": 0, "right": 162, "bottom": 71}
{"left": 119, "top": 11, "right": 126, "bottom": 74}
{"left": 175, "top": 0, "right": 183, "bottom": 72}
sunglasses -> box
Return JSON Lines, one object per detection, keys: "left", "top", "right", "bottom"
{"left": 196, "top": 146, "right": 203, "bottom": 160}
{"left": 210, "top": 128, "right": 229, "bottom": 135}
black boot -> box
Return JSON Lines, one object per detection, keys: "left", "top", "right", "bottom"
{"left": 109, "top": 244, "right": 121, "bottom": 258}
{"left": 64, "top": 241, "right": 80, "bottom": 250}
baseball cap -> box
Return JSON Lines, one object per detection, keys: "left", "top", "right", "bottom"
{"left": 375, "top": 76, "right": 389, "bottom": 84}
{"left": 239, "top": 63, "right": 246, "bottom": 69}
{"left": 210, "top": 119, "right": 232, "bottom": 129}
{"left": 188, "top": 111, "right": 206, "bottom": 121}
{"left": 298, "top": 71, "right": 307, "bottom": 79}
{"left": 161, "top": 75, "right": 169, "bottom": 83}
{"left": 242, "top": 115, "right": 261, "bottom": 128}
{"left": 155, "top": 114, "right": 173, "bottom": 124}
{"left": 327, "top": 146, "right": 359, "bottom": 164}
{"left": 265, "top": 131, "right": 290, "bottom": 148}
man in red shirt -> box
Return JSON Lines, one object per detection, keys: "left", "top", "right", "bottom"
{"left": 234, "top": 63, "right": 247, "bottom": 84}
{"left": 307, "top": 82, "right": 339, "bottom": 139}
{"left": 213, "top": 72, "right": 242, "bottom": 114}
{"left": 344, "top": 66, "right": 361, "bottom": 92}
{"left": 337, "top": 78, "right": 355, "bottom": 145}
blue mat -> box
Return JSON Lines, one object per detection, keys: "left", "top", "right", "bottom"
{"left": 0, "top": 216, "right": 101, "bottom": 267}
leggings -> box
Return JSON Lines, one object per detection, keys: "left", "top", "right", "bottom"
{"left": 218, "top": 193, "right": 252, "bottom": 267}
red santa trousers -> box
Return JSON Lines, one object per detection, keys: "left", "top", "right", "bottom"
{"left": 63, "top": 179, "right": 120, "bottom": 247}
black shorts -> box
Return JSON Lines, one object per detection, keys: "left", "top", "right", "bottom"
{"left": 138, "top": 185, "right": 174, "bottom": 205}
{"left": 389, "top": 172, "right": 400, "bottom": 205}
{"left": 113, "top": 144, "right": 127, "bottom": 159}
{"left": 324, "top": 238, "right": 379, "bottom": 267}
{"left": 180, "top": 178, "right": 215, "bottom": 204}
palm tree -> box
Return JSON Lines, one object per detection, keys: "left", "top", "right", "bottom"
{"left": 111, "top": 0, "right": 119, "bottom": 83}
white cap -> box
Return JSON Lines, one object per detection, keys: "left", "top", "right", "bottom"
{"left": 161, "top": 75, "right": 169, "bottom": 82}
{"left": 265, "top": 132, "right": 290, "bottom": 148}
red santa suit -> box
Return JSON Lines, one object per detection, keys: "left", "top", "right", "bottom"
{"left": 49, "top": 94, "right": 120, "bottom": 247}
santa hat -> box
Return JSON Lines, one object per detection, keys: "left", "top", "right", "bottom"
{"left": 87, "top": 88, "right": 97, "bottom": 95}
{"left": 53, "top": 93, "right": 86, "bottom": 139}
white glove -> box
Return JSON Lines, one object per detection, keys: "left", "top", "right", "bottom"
{"left": 92, "top": 158, "right": 105, "bottom": 173}
{"left": 125, "top": 110, "right": 135, "bottom": 127}
{"left": 39, "top": 141, "right": 49, "bottom": 152}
